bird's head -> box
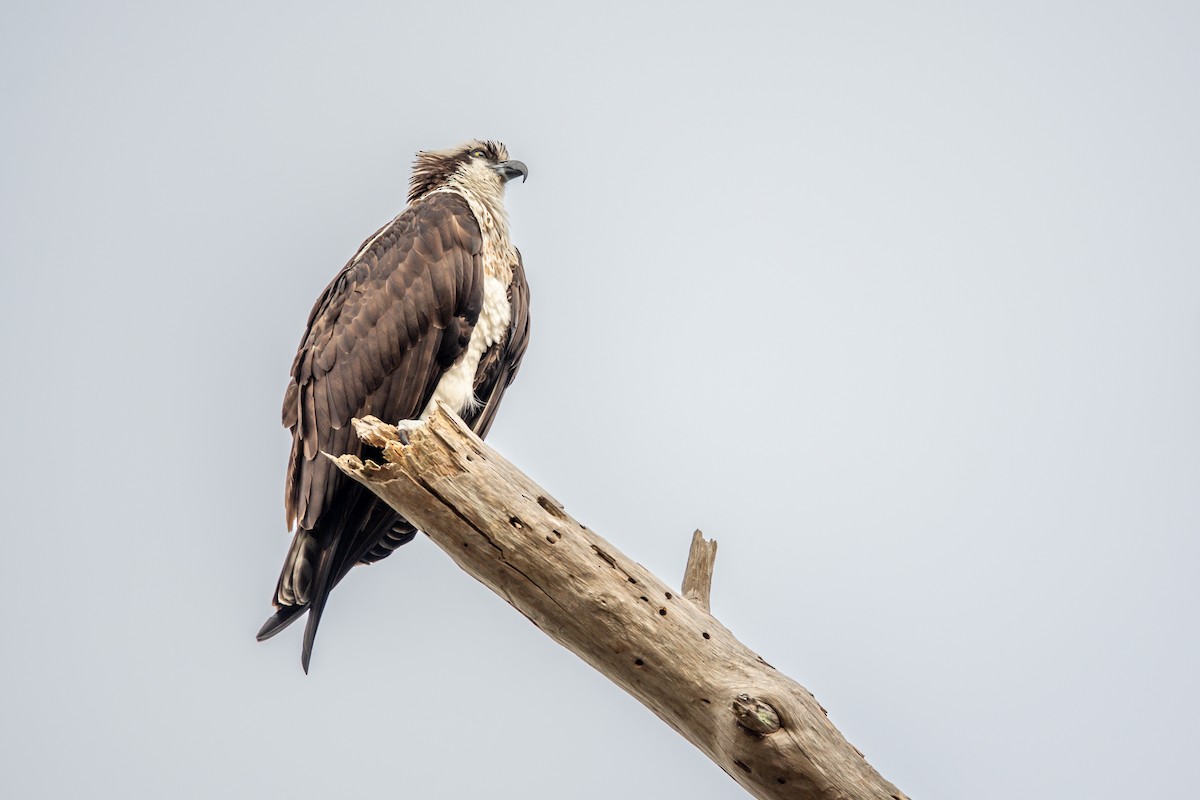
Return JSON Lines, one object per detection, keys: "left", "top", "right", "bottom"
{"left": 408, "top": 140, "right": 528, "bottom": 204}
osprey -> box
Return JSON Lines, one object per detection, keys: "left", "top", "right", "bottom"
{"left": 257, "top": 140, "right": 531, "bottom": 672}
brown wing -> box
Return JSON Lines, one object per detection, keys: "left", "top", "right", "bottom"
{"left": 282, "top": 192, "right": 484, "bottom": 534}
{"left": 469, "top": 246, "right": 532, "bottom": 440}
{"left": 355, "top": 249, "right": 531, "bottom": 567}
{"left": 264, "top": 192, "right": 486, "bottom": 670}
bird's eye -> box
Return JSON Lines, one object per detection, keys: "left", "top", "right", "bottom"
{"left": 471, "top": 149, "right": 486, "bottom": 159}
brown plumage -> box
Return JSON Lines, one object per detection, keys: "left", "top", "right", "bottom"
{"left": 258, "top": 142, "right": 530, "bottom": 672}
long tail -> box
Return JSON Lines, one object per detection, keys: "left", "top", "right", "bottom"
{"left": 257, "top": 526, "right": 318, "bottom": 641}
{"left": 298, "top": 539, "right": 339, "bottom": 674}
{"left": 254, "top": 529, "right": 337, "bottom": 674}
{"left": 257, "top": 503, "right": 417, "bottom": 672}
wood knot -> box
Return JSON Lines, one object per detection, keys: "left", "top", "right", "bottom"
{"left": 731, "top": 694, "right": 781, "bottom": 735}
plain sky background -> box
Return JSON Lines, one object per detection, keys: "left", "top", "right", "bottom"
{"left": 2, "top": 2, "right": 1197, "bottom": 798}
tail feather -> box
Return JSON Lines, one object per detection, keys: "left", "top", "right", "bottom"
{"left": 256, "top": 604, "right": 306, "bottom": 641}
{"left": 300, "top": 539, "right": 340, "bottom": 674}
{"left": 361, "top": 520, "right": 418, "bottom": 563}
{"left": 259, "top": 487, "right": 418, "bottom": 672}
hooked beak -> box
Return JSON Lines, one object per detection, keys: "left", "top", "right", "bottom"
{"left": 493, "top": 159, "right": 528, "bottom": 184}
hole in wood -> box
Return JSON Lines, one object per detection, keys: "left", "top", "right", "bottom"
{"left": 639, "top": 596, "right": 649, "bottom": 602}
{"left": 702, "top": 632, "right": 711, "bottom": 639}
{"left": 627, "top": 577, "right": 638, "bottom": 584}
{"left": 537, "top": 496, "right": 566, "bottom": 519}
{"left": 509, "top": 516, "right": 523, "bottom": 529}
{"left": 545, "top": 535, "right": 555, "bottom": 544}
{"left": 777, "top": 778, "right": 787, "bottom": 785}
{"left": 734, "top": 760, "right": 752, "bottom": 774}
{"left": 664, "top": 592, "right": 672, "bottom": 599}
{"left": 634, "top": 658, "right": 644, "bottom": 667}
{"left": 658, "top": 608, "right": 667, "bottom": 616}
{"left": 590, "top": 544, "right": 618, "bottom": 569}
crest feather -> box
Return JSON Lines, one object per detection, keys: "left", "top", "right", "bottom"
{"left": 408, "top": 140, "right": 509, "bottom": 203}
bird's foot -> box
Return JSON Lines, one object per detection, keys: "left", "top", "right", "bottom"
{"left": 393, "top": 417, "right": 428, "bottom": 446}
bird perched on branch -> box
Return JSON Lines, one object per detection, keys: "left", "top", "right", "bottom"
{"left": 257, "top": 140, "right": 531, "bottom": 672}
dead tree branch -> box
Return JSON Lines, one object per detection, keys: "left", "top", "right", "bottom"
{"left": 333, "top": 404, "right": 909, "bottom": 800}
{"left": 682, "top": 528, "right": 719, "bottom": 612}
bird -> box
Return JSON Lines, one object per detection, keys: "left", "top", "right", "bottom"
{"left": 257, "top": 140, "right": 531, "bottom": 672}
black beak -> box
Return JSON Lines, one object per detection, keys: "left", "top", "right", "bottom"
{"left": 493, "top": 159, "right": 528, "bottom": 184}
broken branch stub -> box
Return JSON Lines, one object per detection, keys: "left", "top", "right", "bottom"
{"left": 682, "top": 529, "right": 718, "bottom": 612}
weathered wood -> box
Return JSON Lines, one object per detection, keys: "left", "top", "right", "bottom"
{"left": 332, "top": 404, "right": 909, "bottom": 800}
{"left": 682, "top": 529, "right": 718, "bottom": 612}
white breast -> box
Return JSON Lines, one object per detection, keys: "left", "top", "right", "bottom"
{"left": 423, "top": 275, "right": 511, "bottom": 418}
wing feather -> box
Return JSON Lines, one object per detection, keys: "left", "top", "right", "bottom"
{"left": 301, "top": 382, "right": 318, "bottom": 460}
{"left": 467, "top": 247, "right": 532, "bottom": 439}
{"left": 283, "top": 192, "right": 484, "bottom": 533}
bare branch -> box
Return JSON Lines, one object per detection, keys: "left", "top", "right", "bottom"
{"left": 332, "top": 403, "right": 908, "bottom": 800}
{"left": 682, "top": 529, "right": 718, "bottom": 612}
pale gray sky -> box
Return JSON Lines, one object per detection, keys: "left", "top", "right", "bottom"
{"left": 3, "top": 2, "right": 1198, "bottom": 798}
